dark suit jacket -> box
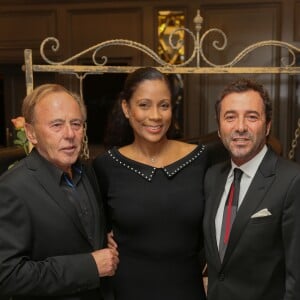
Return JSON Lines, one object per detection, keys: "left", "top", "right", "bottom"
{"left": 203, "top": 147, "right": 300, "bottom": 300}
{"left": 0, "top": 149, "right": 107, "bottom": 300}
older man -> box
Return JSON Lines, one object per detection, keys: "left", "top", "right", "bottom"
{"left": 0, "top": 84, "right": 119, "bottom": 300}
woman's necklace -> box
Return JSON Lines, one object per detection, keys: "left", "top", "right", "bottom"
{"left": 131, "top": 141, "right": 171, "bottom": 165}
{"left": 150, "top": 157, "right": 156, "bottom": 163}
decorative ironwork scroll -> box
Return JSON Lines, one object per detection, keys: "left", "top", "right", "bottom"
{"left": 25, "top": 10, "right": 300, "bottom": 73}
{"left": 23, "top": 9, "right": 300, "bottom": 159}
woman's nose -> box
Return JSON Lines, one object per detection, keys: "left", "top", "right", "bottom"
{"left": 149, "top": 107, "right": 162, "bottom": 119}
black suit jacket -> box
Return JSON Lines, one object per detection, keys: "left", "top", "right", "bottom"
{"left": 203, "top": 148, "right": 300, "bottom": 300}
{"left": 0, "top": 149, "right": 107, "bottom": 300}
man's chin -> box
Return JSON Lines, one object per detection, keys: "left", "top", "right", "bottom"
{"left": 59, "top": 154, "right": 79, "bottom": 166}
{"left": 231, "top": 148, "right": 251, "bottom": 161}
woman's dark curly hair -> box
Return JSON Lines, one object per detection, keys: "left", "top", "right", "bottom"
{"left": 103, "top": 67, "right": 177, "bottom": 149}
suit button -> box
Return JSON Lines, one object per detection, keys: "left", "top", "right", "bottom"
{"left": 219, "top": 273, "right": 225, "bottom": 281}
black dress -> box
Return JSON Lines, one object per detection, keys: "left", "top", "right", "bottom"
{"left": 93, "top": 144, "right": 208, "bottom": 300}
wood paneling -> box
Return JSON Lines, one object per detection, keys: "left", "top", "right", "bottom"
{"left": 0, "top": 10, "right": 56, "bottom": 63}
{"left": 295, "top": 1, "right": 300, "bottom": 41}
{"left": 67, "top": 8, "right": 143, "bottom": 62}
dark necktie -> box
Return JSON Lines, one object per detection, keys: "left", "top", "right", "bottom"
{"left": 219, "top": 168, "right": 243, "bottom": 261}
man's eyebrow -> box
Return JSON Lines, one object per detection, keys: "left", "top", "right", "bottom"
{"left": 223, "top": 110, "right": 260, "bottom": 115}
{"left": 49, "top": 119, "right": 65, "bottom": 124}
{"left": 70, "top": 118, "right": 84, "bottom": 122}
{"left": 223, "top": 110, "right": 236, "bottom": 115}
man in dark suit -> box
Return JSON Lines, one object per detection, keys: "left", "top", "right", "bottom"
{"left": 0, "top": 84, "right": 119, "bottom": 300}
{"left": 203, "top": 78, "right": 300, "bottom": 300}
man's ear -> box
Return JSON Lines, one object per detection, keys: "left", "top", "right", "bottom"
{"left": 266, "top": 121, "right": 272, "bottom": 136}
{"left": 24, "top": 123, "right": 37, "bottom": 145}
{"left": 121, "top": 100, "right": 129, "bottom": 118}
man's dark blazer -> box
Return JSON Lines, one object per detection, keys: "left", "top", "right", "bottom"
{"left": 0, "top": 149, "right": 107, "bottom": 300}
{"left": 203, "top": 147, "right": 300, "bottom": 300}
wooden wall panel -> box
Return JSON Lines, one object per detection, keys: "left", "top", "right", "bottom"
{"left": 0, "top": 10, "right": 56, "bottom": 63}
{"left": 67, "top": 8, "right": 143, "bottom": 63}
{"left": 295, "top": 1, "right": 300, "bottom": 41}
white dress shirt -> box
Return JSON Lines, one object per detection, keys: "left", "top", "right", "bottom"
{"left": 215, "top": 145, "right": 268, "bottom": 248}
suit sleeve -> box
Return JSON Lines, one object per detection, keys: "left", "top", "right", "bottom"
{"left": 283, "top": 171, "right": 300, "bottom": 300}
{"left": 293, "top": 174, "right": 300, "bottom": 300}
{"left": 0, "top": 182, "right": 100, "bottom": 297}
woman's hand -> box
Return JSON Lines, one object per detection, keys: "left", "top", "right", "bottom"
{"left": 107, "top": 231, "right": 118, "bottom": 249}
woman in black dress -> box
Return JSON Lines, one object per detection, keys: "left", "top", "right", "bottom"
{"left": 93, "top": 67, "right": 208, "bottom": 300}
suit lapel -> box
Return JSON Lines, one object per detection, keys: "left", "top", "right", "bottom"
{"left": 221, "top": 149, "right": 277, "bottom": 265}
{"left": 26, "top": 150, "right": 93, "bottom": 246}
